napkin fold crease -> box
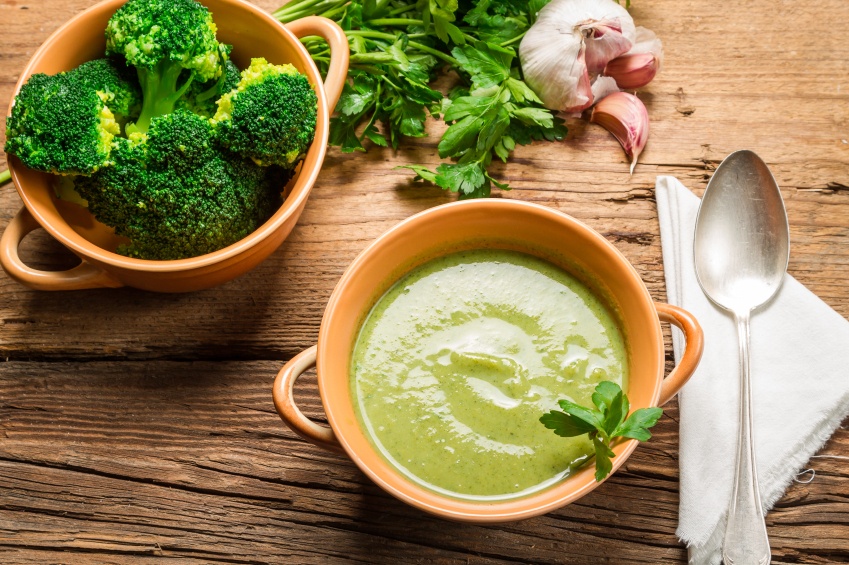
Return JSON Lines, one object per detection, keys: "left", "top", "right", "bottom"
{"left": 655, "top": 176, "right": 849, "bottom": 565}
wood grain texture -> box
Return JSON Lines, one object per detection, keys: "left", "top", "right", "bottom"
{"left": 1, "top": 362, "right": 847, "bottom": 564}
{"left": 1, "top": 0, "right": 848, "bottom": 562}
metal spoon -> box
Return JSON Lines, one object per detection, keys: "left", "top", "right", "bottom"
{"left": 693, "top": 150, "right": 789, "bottom": 565}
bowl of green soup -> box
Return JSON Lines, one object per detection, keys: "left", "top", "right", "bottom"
{"left": 272, "top": 199, "right": 703, "bottom": 522}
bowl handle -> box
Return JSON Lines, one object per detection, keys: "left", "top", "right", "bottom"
{"left": 0, "top": 207, "right": 123, "bottom": 291}
{"left": 654, "top": 302, "right": 704, "bottom": 405}
{"left": 284, "top": 16, "right": 350, "bottom": 110}
{"left": 272, "top": 346, "right": 345, "bottom": 454}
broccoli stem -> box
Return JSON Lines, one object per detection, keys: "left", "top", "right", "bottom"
{"left": 196, "top": 73, "right": 226, "bottom": 103}
{"left": 127, "top": 60, "right": 195, "bottom": 135}
{"left": 0, "top": 169, "right": 11, "bottom": 187}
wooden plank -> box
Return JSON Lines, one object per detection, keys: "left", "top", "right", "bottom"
{"left": 1, "top": 361, "right": 846, "bottom": 563}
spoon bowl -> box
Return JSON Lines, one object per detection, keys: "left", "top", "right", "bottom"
{"left": 694, "top": 149, "right": 789, "bottom": 565}
{"left": 695, "top": 150, "right": 790, "bottom": 312}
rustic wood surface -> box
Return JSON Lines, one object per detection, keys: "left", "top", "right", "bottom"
{"left": 1, "top": 0, "right": 848, "bottom": 563}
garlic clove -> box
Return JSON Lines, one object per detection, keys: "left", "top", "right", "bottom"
{"left": 605, "top": 26, "right": 664, "bottom": 89}
{"left": 590, "top": 92, "right": 649, "bottom": 174}
{"left": 604, "top": 52, "right": 659, "bottom": 89}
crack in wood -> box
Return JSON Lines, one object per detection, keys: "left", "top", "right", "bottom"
{"left": 604, "top": 189, "right": 655, "bottom": 203}
{"left": 603, "top": 231, "right": 654, "bottom": 245}
{"left": 0, "top": 403, "right": 48, "bottom": 411}
{"left": 0, "top": 543, "right": 272, "bottom": 564}
{"left": 2, "top": 318, "right": 37, "bottom": 326}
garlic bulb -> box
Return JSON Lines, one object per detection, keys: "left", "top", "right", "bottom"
{"left": 519, "top": 0, "right": 636, "bottom": 113}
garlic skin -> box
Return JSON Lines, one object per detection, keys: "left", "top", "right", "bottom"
{"left": 629, "top": 26, "right": 664, "bottom": 66}
{"left": 519, "top": 0, "right": 636, "bottom": 113}
{"left": 590, "top": 75, "right": 620, "bottom": 104}
{"left": 578, "top": 16, "right": 635, "bottom": 74}
{"left": 604, "top": 27, "right": 663, "bottom": 89}
{"left": 590, "top": 92, "right": 649, "bottom": 174}
{"left": 519, "top": 19, "right": 593, "bottom": 113}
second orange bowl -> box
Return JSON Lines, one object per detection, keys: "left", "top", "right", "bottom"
{"left": 273, "top": 198, "right": 704, "bottom": 523}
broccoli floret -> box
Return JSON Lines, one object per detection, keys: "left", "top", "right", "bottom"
{"left": 213, "top": 57, "right": 317, "bottom": 167}
{"left": 220, "top": 59, "right": 242, "bottom": 94}
{"left": 69, "top": 58, "right": 141, "bottom": 122}
{"left": 4, "top": 72, "right": 120, "bottom": 175}
{"left": 177, "top": 48, "right": 240, "bottom": 118}
{"left": 52, "top": 175, "right": 88, "bottom": 207}
{"left": 106, "top": 0, "right": 224, "bottom": 135}
{"left": 75, "top": 110, "right": 282, "bottom": 260}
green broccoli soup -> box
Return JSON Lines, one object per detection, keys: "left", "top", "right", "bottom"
{"left": 350, "top": 249, "right": 628, "bottom": 500}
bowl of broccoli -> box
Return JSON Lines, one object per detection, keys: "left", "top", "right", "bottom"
{"left": 0, "top": 0, "right": 348, "bottom": 292}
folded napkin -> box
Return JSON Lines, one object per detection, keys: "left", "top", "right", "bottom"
{"left": 656, "top": 176, "right": 849, "bottom": 565}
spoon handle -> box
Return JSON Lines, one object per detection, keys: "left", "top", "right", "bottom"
{"left": 723, "top": 311, "right": 771, "bottom": 565}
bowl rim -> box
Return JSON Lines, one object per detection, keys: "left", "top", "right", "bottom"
{"left": 6, "top": 0, "right": 329, "bottom": 272}
{"left": 314, "top": 198, "right": 664, "bottom": 522}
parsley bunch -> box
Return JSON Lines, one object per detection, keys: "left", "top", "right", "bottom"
{"left": 273, "top": 0, "right": 565, "bottom": 198}
{"left": 540, "top": 381, "right": 663, "bottom": 482}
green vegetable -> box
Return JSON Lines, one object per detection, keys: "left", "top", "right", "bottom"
{"left": 213, "top": 58, "right": 318, "bottom": 167}
{"left": 273, "top": 0, "right": 566, "bottom": 198}
{"left": 177, "top": 46, "right": 240, "bottom": 118}
{"left": 4, "top": 72, "right": 122, "bottom": 175}
{"left": 106, "top": 0, "right": 225, "bottom": 134}
{"left": 74, "top": 111, "right": 283, "bottom": 260}
{"left": 3, "top": 0, "right": 317, "bottom": 260}
{"left": 68, "top": 58, "right": 142, "bottom": 122}
{"left": 540, "top": 381, "right": 663, "bottom": 482}
{"left": 4, "top": 57, "right": 140, "bottom": 176}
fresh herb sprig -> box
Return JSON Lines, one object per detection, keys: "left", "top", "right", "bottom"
{"left": 541, "top": 381, "right": 663, "bottom": 482}
{"left": 273, "top": 0, "right": 566, "bottom": 198}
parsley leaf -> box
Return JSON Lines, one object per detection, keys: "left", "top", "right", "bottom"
{"left": 452, "top": 42, "right": 512, "bottom": 89}
{"left": 397, "top": 164, "right": 438, "bottom": 184}
{"left": 435, "top": 161, "right": 487, "bottom": 196}
{"left": 591, "top": 381, "right": 622, "bottom": 413}
{"left": 337, "top": 76, "right": 376, "bottom": 116}
{"left": 541, "top": 381, "right": 663, "bottom": 482}
{"left": 540, "top": 410, "right": 597, "bottom": 438}
{"left": 614, "top": 406, "right": 663, "bottom": 441}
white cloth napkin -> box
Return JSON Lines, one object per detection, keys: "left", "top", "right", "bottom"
{"left": 655, "top": 176, "right": 849, "bottom": 565}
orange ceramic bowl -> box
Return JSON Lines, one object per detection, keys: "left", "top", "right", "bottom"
{"left": 0, "top": 0, "right": 349, "bottom": 292}
{"left": 273, "top": 199, "right": 704, "bottom": 523}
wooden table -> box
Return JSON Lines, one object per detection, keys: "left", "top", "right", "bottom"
{"left": 1, "top": 0, "right": 847, "bottom": 562}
